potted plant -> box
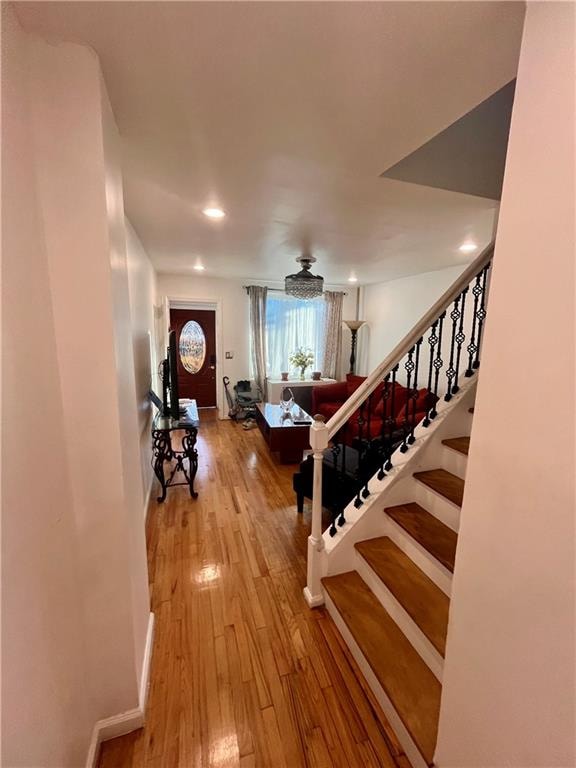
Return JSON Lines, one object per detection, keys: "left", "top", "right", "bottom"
{"left": 289, "top": 348, "right": 315, "bottom": 381}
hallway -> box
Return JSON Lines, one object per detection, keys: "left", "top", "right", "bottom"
{"left": 98, "top": 411, "right": 406, "bottom": 768}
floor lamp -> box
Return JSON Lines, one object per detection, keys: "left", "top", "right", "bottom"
{"left": 344, "top": 320, "right": 365, "bottom": 374}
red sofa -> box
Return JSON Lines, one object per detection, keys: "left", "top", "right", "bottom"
{"left": 312, "top": 374, "right": 436, "bottom": 445}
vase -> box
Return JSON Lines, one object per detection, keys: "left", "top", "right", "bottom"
{"left": 299, "top": 368, "right": 306, "bottom": 381}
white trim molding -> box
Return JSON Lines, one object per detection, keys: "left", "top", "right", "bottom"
{"left": 85, "top": 612, "right": 155, "bottom": 768}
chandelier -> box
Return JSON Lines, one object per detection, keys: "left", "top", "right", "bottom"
{"left": 284, "top": 255, "right": 324, "bottom": 299}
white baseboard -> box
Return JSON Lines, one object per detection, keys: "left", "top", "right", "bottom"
{"left": 85, "top": 611, "right": 155, "bottom": 768}
{"left": 139, "top": 611, "right": 155, "bottom": 712}
{"left": 144, "top": 471, "right": 154, "bottom": 522}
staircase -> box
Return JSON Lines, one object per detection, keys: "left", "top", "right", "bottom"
{"left": 304, "top": 245, "right": 492, "bottom": 768}
{"left": 322, "top": 419, "right": 472, "bottom": 768}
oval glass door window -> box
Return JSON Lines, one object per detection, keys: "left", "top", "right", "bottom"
{"left": 179, "top": 321, "right": 206, "bottom": 374}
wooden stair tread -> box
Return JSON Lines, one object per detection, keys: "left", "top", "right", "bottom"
{"left": 385, "top": 502, "right": 457, "bottom": 572}
{"left": 322, "top": 571, "right": 441, "bottom": 765}
{"left": 413, "top": 468, "right": 464, "bottom": 507}
{"left": 442, "top": 436, "right": 470, "bottom": 456}
{"left": 355, "top": 536, "right": 449, "bottom": 656}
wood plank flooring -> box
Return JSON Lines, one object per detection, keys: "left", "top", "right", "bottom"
{"left": 98, "top": 411, "right": 407, "bottom": 768}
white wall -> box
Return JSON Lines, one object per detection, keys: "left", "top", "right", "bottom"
{"left": 357, "top": 265, "right": 468, "bottom": 379}
{"left": 2, "top": 9, "right": 151, "bottom": 764}
{"left": 157, "top": 273, "right": 357, "bottom": 412}
{"left": 125, "top": 219, "right": 158, "bottom": 503}
{"left": 1, "top": 7, "right": 92, "bottom": 764}
{"left": 436, "top": 4, "right": 575, "bottom": 766}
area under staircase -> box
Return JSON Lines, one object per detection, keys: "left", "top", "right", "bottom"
{"left": 304, "top": 245, "right": 492, "bottom": 768}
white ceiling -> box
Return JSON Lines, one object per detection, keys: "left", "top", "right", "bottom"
{"left": 17, "top": 2, "right": 525, "bottom": 285}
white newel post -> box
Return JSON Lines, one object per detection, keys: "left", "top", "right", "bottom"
{"left": 304, "top": 415, "right": 329, "bottom": 608}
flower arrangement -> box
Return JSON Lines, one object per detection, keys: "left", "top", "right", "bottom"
{"left": 289, "top": 348, "right": 315, "bottom": 380}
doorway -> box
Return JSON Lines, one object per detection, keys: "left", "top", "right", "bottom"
{"left": 170, "top": 308, "right": 217, "bottom": 407}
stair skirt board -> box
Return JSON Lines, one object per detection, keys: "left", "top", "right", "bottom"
{"left": 324, "top": 589, "right": 431, "bottom": 768}
{"left": 384, "top": 516, "right": 453, "bottom": 597}
{"left": 354, "top": 551, "right": 444, "bottom": 681}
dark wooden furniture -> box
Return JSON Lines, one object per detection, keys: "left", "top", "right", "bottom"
{"left": 151, "top": 400, "right": 200, "bottom": 502}
{"left": 254, "top": 402, "right": 312, "bottom": 464}
{"left": 293, "top": 438, "right": 400, "bottom": 515}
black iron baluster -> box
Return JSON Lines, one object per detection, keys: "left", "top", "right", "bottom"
{"left": 444, "top": 296, "right": 461, "bottom": 402}
{"left": 400, "top": 347, "right": 415, "bottom": 453}
{"left": 377, "top": 373, "right": 391, "bottom": 480}
{"left": 354, "top": 401, "right": 366, "bottom": 508}
{"left": 451, "top": 287, "right": 468, "bottom": 395}
{"left": 465, "top": 273, "right": 483, "bottom": 377}
{"left": 408, "top": 337, "right": 422, "bottom": 445}
{"left": 422, "top": 321, "right": 439, "bottom": 427}
{"left": 328, "top": 441, "right": 340, "bottom": 536}
{"left": 386, "top": 364, "right": 399, "bottom": 469}
{"left": 337, "top": 422, "right": 349, "bottom": 529}
{"left": 361, "top": 393, "right": 373, "bottom": 499}
{"left": 473, "top": 263, "right": 490, "bottom": 369}
{"left": 430, "top": 312, "right": 445, "bottom": 420}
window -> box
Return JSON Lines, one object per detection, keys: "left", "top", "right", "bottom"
{"left": 179, "top": 320, "right": 206, "bottom": 374}
{"left": 265, "top": 293, "right": 326, "bottom": 377}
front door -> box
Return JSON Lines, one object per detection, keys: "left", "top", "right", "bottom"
{"left": 169, "top": 308, "right": 217, "bottom": 407}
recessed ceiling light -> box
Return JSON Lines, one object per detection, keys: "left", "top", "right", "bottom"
{"left": 193, "top": 264, "right": 205, "bottom": 272}
{"left": 348, "top": 274, "right": 358, "bottom": 283}
{"left": 202, "top": 207, "right": 226, "bottom": 219}
{"left": 459, "top": 241, "right": 478, "bottom": 254}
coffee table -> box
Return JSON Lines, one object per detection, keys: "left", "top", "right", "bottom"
{"left": 254, "top": 402, "right": 313, "bottom": 464}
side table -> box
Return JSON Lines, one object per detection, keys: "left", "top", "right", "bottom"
{"left": 151, "top": 400, "right": 200, "bottom": 502}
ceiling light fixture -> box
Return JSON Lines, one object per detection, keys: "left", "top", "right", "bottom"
{"left": 193, "top": 264, "right": 205, "bottom": 272}
{"left": 459, "top": 241, "right": 478, "bottom": 253}
{"left": 202, "top": 207, "right": 226, "bottom": 219}
{"left": 348, "top": 274, "right": 358, "bottom": 283}
{"left": 285, "top": 255, "right": 324, "bottom": 299}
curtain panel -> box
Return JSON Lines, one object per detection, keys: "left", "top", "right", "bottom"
{"left": 247, "top": 285, "right": 268, "bottom": 397}
{"left": 321, "top": 290, "right": 344, "bottom": 379}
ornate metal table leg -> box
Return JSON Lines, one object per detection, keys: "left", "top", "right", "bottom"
{"left": 152, "top": 429, "right": 171, "bottom": 503}
{"left": 182, "top": 427, "right": 199, "bottom": 499}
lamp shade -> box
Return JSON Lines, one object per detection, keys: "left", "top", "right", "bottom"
{"left": 343, "top": 320, "right": 366, "bottom": 331}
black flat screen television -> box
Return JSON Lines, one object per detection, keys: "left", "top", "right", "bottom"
{"left": 168, "top": 329, "right": 180, "bottom": 419}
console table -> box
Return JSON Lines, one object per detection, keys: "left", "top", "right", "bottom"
{"left": 151, "top": 400, "right": 200, "bottom": 502}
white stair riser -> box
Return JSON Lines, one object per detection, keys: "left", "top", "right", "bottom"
{"left": 411, "top": 479, "right": 461, "bottom": 532}
{"left": 355, "top": 552, "right": 444, "bottom": 681}
{"left": 323, "top": 591, "right": 430, "bottom": 768}
{"left": 385, "top": 516, "right": 452, "bottom": 597}
{"left": 440, "top": 445, "right": 467, "bottom": 479}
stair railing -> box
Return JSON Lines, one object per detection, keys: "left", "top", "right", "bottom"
{"left": 304, "top": 243, "right": 493, "bottom": 607}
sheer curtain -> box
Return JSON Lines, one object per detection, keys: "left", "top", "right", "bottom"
{"left": 321, "top": 291, "right": 344, "bottom": 379}
{"left": 265, "top": 294, "right": 326, "bottom": 377}
{"left": 247, "top": 286, "right": 268, "bottom": 396}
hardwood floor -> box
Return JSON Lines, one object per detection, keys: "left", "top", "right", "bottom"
{"left": 98, "top": 411, "right": 407, "bottom": 768}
